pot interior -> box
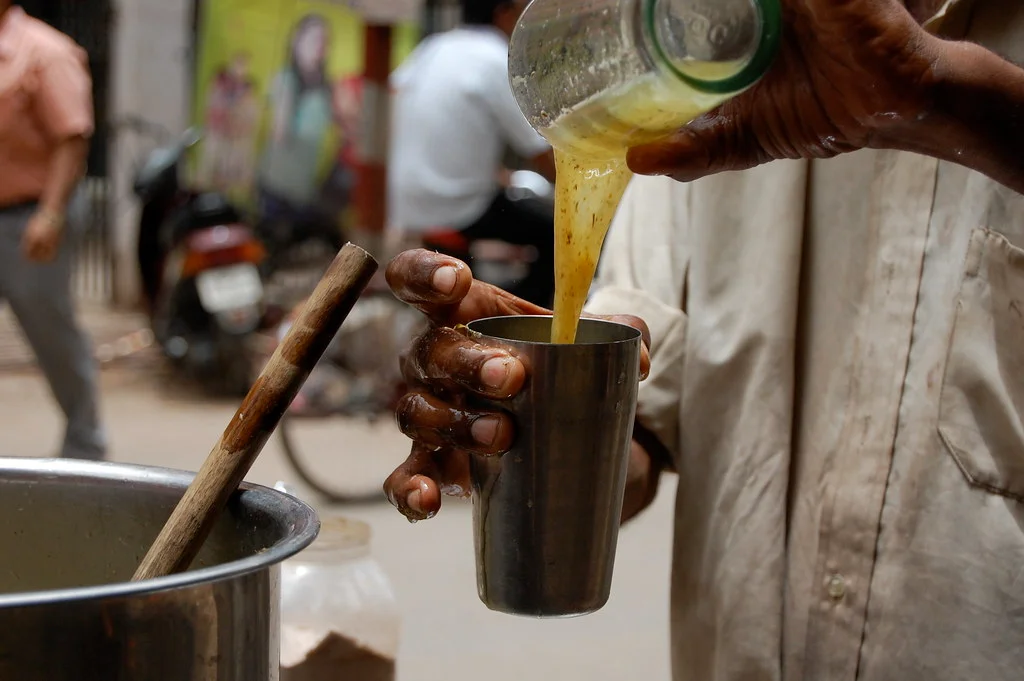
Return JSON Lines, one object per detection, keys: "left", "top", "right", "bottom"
{"left": 0, "top": 458, "right": 316, "bottom": 596}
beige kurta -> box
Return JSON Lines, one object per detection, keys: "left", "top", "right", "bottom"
{"left": 586, "top": 2, "right": 1024, "bottom": 679}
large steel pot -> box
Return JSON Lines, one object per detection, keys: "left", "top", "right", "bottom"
{"left": 0, "top": 457, "right": 319, "bottom": 680}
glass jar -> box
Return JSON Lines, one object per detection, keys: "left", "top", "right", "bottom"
{"left": 509, "top": 0, "right": 781, "bottom": 159}
{"left": 280, "top": 516, "right": 400, "bottom": 681}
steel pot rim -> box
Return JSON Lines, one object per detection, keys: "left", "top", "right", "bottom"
{"left": 0, "top": 457, "right": 320, "bottom": 609}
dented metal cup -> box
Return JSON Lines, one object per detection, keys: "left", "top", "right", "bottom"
{"left": 465, "top": 315, "right": 642, "bottom": 617}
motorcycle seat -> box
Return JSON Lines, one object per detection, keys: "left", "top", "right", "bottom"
{"left": 190, "top": 192, "right": 241, "bottom": 226}
{"left": 420, "top": 228, "right": 534, "bottom": 265}
{"left": 421, "top": 228, "right": 470, "bottom": 257}
{"left": 165, "top": 192, "right": 243, "bottom": 247}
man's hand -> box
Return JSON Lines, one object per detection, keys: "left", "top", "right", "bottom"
{"left": 628, "top": 0, "right": 943, "bottom": 181}
{"left": 383, "top": 249, "right": 652, "bottom": 521}
{"left": 628, "top": 0, "right": 1024, "bottom": 193}
{"left": 21, "top": 209, "right": 65, "bottom": 263}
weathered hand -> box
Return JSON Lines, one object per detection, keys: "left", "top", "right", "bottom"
{"left": 21, "top": 209, "right": 65, "bottom": 263}
{"left": 628, "top": 0, "right": 944, "bottom": 181}
{"left": 383, "top": 249, "right": 651, "bottom": 521}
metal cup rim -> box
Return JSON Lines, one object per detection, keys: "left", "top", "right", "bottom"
{"left": 466, "top": 315, "right": 642, "bottom": 346}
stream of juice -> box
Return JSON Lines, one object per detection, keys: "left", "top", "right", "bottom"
{"left": 545, "top": 69, "right": 734, "bottom": 344}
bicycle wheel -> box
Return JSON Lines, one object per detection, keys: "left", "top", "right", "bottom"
{"left": 273, "top": 290, "right": 422, "bottom": 504}
{"left": 278, "top": 409, "right": 407, "bottom": 504}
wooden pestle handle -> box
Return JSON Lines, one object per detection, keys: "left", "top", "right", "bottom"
{"left": 133, "top": 243, "right": 378, "bottom": 581}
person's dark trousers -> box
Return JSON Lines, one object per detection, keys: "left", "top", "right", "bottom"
{"left": 458, "top": 191, "right": 554, "bottom": 308}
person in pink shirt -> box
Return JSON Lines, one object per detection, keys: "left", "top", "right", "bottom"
{"left": 0, "top": 3, "right": 105, "bottom": 460}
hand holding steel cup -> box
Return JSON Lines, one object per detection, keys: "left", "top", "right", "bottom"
{"left": 384, "top": 250, "right": 661, "bottom": 615}
{"left": 384, "top": 249, "right": 652, "bottom": 522}
{"left": 465, "top": 315, "right": 646, "bottom": 616}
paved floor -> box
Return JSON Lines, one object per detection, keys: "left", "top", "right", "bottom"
{"left": 0, "top": 302, "right": 154, "bottom": 368}
{"left": 0, "top": 356, "right": 677, "bottom": 680}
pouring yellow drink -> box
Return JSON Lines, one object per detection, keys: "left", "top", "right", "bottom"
{"left": 545, "top": 69, "right": 736, "bottom": 344}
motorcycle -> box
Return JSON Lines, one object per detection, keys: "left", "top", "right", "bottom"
{"left": 133, "top": 129, "right": 266, "bottom": 396}
{"left": 420, "top": 169, "right": 556, "bottom": 304}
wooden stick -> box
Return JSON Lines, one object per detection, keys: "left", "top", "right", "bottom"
{"left": 133, "top": 243, "right": 378, "bottom": 581}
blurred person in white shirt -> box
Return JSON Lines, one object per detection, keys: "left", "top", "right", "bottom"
{"left": 388, "top": 0, "right": 556, "bottom": 306}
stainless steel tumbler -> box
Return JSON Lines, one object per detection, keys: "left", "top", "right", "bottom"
{"left": 465, "top": 315, "right": 642, "bottom": 617}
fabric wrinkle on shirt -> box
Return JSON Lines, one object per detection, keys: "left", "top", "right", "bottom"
{"left": 586, "top": 1, "right": 1024, "bottom": 679}
{"left": 0, "top": 6, "right": 93, "bottom": 207}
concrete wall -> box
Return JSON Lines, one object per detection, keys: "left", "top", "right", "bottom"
{"left": 108, "top": 0, "right": 194, "bottom": 306}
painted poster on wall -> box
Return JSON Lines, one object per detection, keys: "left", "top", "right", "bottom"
{"left": 192, "top": 0, "right": 419, "bottom": 218}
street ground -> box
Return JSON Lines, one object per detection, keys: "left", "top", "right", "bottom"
{"left": 0, "top": 303, "right": 675, "bottom": 681}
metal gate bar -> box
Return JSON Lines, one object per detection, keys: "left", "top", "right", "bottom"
{"left": 72, "top": 177, "right": 114, "bottom": 304}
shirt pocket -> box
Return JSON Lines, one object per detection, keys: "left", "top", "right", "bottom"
{"left": 938, "top": 228, "right": 1024, "bottom": 501}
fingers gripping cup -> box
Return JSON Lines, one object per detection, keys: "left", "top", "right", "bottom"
{"left": 465, "top": 316, "right": 643, "bottom": 617}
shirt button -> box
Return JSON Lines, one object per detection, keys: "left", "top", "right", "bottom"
{"left": 827, "top": 574, "right": 847, "bottom": 601}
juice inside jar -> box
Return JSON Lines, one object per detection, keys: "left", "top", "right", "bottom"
{"left": 545, "top": 66, "right": 737, "bottom": 344}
